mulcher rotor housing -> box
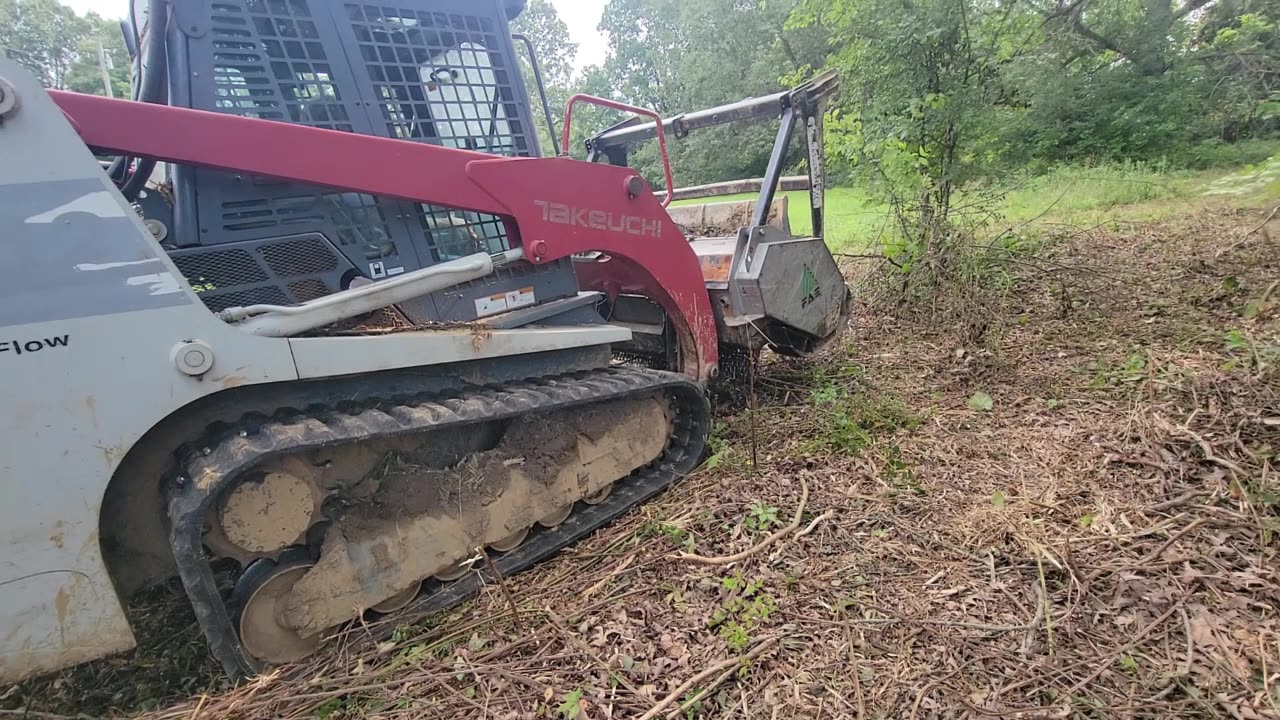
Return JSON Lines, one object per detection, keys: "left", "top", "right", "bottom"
{"left": 0, "top": 0, "right": 848, "bottom": 683}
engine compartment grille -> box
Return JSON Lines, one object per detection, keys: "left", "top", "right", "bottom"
{"left": 170, "top": 233, "right": 352, "bottom": 313}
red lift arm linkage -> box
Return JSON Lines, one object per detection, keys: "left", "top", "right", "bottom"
{"left": 49, "top": 90, "right": 719, "bottom": 380}
{"left": 560, "top": 93, "right": 674, "bottom": 208}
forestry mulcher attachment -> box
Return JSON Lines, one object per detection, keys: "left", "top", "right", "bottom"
{"left": 0, "top": 0, "right": 847, "bottom": 683}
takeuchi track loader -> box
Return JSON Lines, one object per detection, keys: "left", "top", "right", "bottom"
{"left": 0, "top": 0, "right": 849, "bottom": 683}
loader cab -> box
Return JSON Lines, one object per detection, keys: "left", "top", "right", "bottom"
{"left": 131, "top": 0, "right": 575, "bottom": 323}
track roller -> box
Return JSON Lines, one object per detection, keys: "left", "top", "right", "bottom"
{"left": 236, "top": 557, "right": 321, "bottom": 664}
{"left": 488, "top": 527, "right": 529, "bottom": 553}
{"left": 370, "top": 581, "right": 422, "bottom": 614}
{"left": 538, "top": 504, "right": 573, "bottom": 527}
{"left": 583, "top": 483, "right": 613, "bottom": 505}
{"left": 432, "top": 561, "right": 471, "bottom": 582}
{"left": 168, "top": 368, "right": 712, "bottom": 679}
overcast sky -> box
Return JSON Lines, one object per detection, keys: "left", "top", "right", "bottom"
{"left": 58, "top": 0, "right": 609, "bottom": 72}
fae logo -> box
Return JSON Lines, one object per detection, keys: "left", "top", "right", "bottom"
{"left": 800, "top": 265, "right": 822, "bottom": 308}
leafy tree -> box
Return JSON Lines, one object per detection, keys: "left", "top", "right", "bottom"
{"left": 597, "top": 0, "right": 684, "bottom": 112}
{"left": 789, "top": 0, "right": 1038, "bottom": 278}
{"left": 1027, "top": 0, "right": 1217, "bottom": 76}
{"left": 1, "top": 0, "right": 129, "bottom": 95}
{"left": 1, "top": 0, "right": 86, "bottom": 88}
{"left": 589, "top": 0, "right": 820, "bottom": 187}
{"left": 65, "top": 15, "right": 131, "bottom": 97}
{"left": 1001, "top": 0, "right": 1277, "bottom": 163}
{"left": 1193, "top": 0, "right": 1280, "bottom": 140}
{"left": 563, "top": 63, "right": 624, "bottom": 157}
{"left": 510, "top": 0, "right": 578, "bottom": 155}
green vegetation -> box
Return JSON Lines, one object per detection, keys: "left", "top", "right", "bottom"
{"left": 1, "top": 0, "right": 129, "bottom": 96}
{"left": 673, "top": 187, "right": 885, "bottom": 248}
{"left": 743, "top": 502, "right": 780, "bottom": 532}
{"left": 708, "top": 572, "right": 776, "bottom": 652}
{"left": 806, "top": 378, "right": 917, "bottom": 455}
{"left": 677, "top": 146, "right": 1280, "bottom": 250}
{"left": 598, "top": 0, "right": 1277, "bottom": 297}
{"left": 6, "top": 0, "right": 1273, "bottom": 268}
{"left": 555, "top": 689, "right": 585, "bottom": 719}
{"left": 995, "top": 151, "right": 1280, "bottom": 224}
{"left": 573, "top": 0, "right": 1279, "bottom": 190}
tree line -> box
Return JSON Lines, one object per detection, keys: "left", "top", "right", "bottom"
{"left": 525, "top": 0, "right": 1276, "bottom": 299}
{"left": 5, "top": 0, "right": 1275, "bottom": 191}
{"left": 1, "top": 0, "right": 130, "bottom": 97}
{"left": 514, "top": 0, "right": 1277, "bottom": 188}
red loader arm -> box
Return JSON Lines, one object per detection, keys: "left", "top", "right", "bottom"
{"left": 48, "top": 90, "right": 719, "bottom": 380}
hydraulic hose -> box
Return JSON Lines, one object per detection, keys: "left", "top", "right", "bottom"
{"left": 110, "top": 0, "right": 169, "bottom": 199}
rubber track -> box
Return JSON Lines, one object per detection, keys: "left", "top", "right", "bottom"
{"left": 165, "top": 367, "right": 710, "bottom": 679}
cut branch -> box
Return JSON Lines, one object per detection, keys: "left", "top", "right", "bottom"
{"left": 636, "top": 637, "right": 780, "bottom": 720}
{"left": 676, "top": 478, "right": 809, "bottom": 565}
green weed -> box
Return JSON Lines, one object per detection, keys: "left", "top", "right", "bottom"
{"left": 805, "top": 381, "right": 916, "bottom": 455}
{"left": 702, "top": 419, "right": 745, "bottom": 471}
{"left": 744, "top": 502, "right": 780, "bottom": 532}
{"left": 556, "top": 689, "right": 584, "bottom": 719}
{"left": 1221, "top": 329, "right": 1277, "bottom": 372}
{"left": 881, "top": 444, "right": 922, "bottom": 495}
{"left": 708, "top": 572, "right": 777, "bottom": 652}
{"left": 314, "top": 697, "right": 348, "bottom": 719}
{"left": 1086, "top": 352, "right": 1150, "bottom": 389}
{"left": 644, "top": 521, "right": 696, "bottom": 553}
{"left": 682, "top": 694, "right": 705, "bottom": 719}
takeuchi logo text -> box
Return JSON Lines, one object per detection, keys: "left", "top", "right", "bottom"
{"left": 533, "top": 200, "right": 663, "bottom": 238}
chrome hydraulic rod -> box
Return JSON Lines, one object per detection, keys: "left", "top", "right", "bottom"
{"left": 221, "top": 249, "right": 523, "bottom": 337}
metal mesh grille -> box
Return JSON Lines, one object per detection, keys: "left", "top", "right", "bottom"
{"left": 220, "top": 192, "right": 398, "bottom": 261}
{"left": 346, "top": 4, "right": 526, "bottom": 153}
{"left": 346, "top": 2, "right": 526, "bottom": 259}
{"left": 181, "top": 0, "right": 579, "bottom": 322}
{"left": 171, "top": 234, "right": 349, "bottom": 312}
{"left": 258, "top": 235, "right": 341, "bottom": 275}
{"left": 323, "top": 193, "right": 399, "bottom": 260}
{"left": 716, "top": 343, "right": 754, "bottom": 384}
{"left": 287, "top": 278, "right": 332, "bottom": 301}
{"left": 612, "top": 350, "right": 670, "bottom": 370}
{"left": 199, "top": 286, "right": 292, "bottom": 313}
{"left": 416, "top": 207, "right": 509, "bottom": 260}
{"left": 171, "top": 247, "right": 269, "bottom": 287}
{"left": 209, "top": 0, "right": 354, "bottom": 130}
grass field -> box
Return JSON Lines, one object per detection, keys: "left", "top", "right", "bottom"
{"left": 673, "top": 145, "right": 1280, "bottom": 250}
{"left": 671, "top": 186, "right": 886, "bottom": 248}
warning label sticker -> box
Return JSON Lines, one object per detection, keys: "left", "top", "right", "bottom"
{"left": 474, "top": 286, "right": 536, "bottom": 318}
{"left": 505, "top": 286, "right": 537, "bottom": 310}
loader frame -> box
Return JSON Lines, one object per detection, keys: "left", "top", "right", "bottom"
{"left": 50, "top": 89, "right": 722, "bottom": 380}
{"left": 0, "top": 57, "right": 719, "bottom": 683}
{"left": 584, "top": 72, "right": 840, "bottom": 328}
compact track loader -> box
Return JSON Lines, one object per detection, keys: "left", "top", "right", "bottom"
{"left": 0, "top": 0, "right": 849, "bottom": 683}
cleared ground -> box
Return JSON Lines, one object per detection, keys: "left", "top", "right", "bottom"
{"left": 6, "top": 185, "right": 1279, "bottom": 719}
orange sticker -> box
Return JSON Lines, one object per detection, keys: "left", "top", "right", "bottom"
{"left": 699, "top": 254, "right": 732, "bottom": 283}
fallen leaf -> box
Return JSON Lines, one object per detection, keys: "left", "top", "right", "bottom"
{"left": 968, "top": 391, "right": 994, "bottom": 411}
